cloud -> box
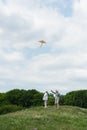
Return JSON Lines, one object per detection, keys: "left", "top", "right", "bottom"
{"left": 0, "top": 0, "right": 87, "bottom": 94}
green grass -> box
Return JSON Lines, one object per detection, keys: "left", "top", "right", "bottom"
{"left": 0, "top": 106, "right": 87, "bottom": 130}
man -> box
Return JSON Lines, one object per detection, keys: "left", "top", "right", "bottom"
{"left": 51, "top": 90, "right": 60, "bottom": 108}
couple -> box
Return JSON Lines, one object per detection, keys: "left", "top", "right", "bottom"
{"left": 43, "top": 90, "right": 60, "bottom": 108}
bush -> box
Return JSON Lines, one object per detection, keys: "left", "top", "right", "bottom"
{"left": 63, "top": 90, "right": 87, "bottom": 108}
{"left": 48, "top": 94, "right": 54, "bottom": 105}
{"left": 0, "top": 93, "right": 9, "bottom": 105}
{"left": 6, "top": 89, "right": 43, "bottom": 107}
{"left": 0, "top": 105, "right": 23, "bottom": 115}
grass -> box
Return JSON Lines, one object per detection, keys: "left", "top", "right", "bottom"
{"left": 0, "top": 105, "right": 87, "bottom": 130}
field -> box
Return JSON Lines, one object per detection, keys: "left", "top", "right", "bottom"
{"left": 0, "top": 106, "right": 87, "bottom": 130}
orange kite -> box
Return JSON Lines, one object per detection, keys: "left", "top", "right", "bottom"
{"left": 38, "top": 40, "right": 46, "bottom": 47}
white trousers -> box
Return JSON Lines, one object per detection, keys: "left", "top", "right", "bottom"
{"left": 44, "top": 100, "right": 47, "bottom": 108}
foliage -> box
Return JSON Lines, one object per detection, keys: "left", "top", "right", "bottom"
{"left": 0, "top": 93, "right": 9, "bottom": 105}
{"left": 0, "top": 105, "right": 23, "bottom": 115}
{"left": 6, "top": 89, "right": 43, "bottom": 107}
{"left": 48, "top": 93, "right": 54, "bottom": 105}
{"left": 6, "top": 89, "right": 25, "bottom": 105}
{"left": 63, "top": 90, "right": 87, "bottom": 108}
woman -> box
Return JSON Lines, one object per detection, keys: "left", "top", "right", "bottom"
{"left": 43, "top": 91, "right": 48, "bottom": 108}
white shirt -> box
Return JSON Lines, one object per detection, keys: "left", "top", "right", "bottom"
{"left": 43, "top": 92, "right": 48, "bottom": 101}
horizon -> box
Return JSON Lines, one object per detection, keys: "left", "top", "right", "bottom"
{"left": 0, "top": 88, "right": 87, "bottom": 95}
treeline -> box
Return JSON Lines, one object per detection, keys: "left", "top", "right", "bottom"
{"left": 61, "top": 90, "right": 87, "bottom": 108}
{"left": 0, "top": 89, "right": 43, "bottom": 114}
{"left": 0, "top": 89, "right": 87, "bottom": 114}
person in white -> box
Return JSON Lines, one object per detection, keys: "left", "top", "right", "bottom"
{"left": 43, "top": 91, "right": 48, "bottom": 108}
{"left": 51, "top": 90, "right": 60, "bottom": 108}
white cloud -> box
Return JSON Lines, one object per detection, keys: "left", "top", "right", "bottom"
{"left": 0, "top": 0, "right": 87, "bottom": 94}
{"left": 73, "top": 0, "right": 87, "bottom": 15}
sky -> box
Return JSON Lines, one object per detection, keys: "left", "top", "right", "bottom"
{"left": 0, "top": 0, "right": 87, "bottom": 94}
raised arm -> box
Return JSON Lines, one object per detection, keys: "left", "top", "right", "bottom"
{"left": 51, "top": 90, "right": 56, "bottom": 94}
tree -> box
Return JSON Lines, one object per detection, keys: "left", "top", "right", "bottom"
{"left": 63, "top": 90, "right": 87, "bottom": 108}
{"left": 6, "top": 89, "right": 24, "bottom": 105}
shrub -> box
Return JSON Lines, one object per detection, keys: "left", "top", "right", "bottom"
{"left": 63, "top": 90, "right": 87, "bottom": 108}
{"left": 0, "top": 105, "right": 23, "bottom": 115}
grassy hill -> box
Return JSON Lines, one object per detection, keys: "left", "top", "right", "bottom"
{"left": 0, "top": 106, "right": 87, "bottom": 130}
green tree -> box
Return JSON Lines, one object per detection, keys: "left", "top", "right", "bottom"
{"left": 6, "top": 89, "right": 23, "bottom": 105}
{"left": 0, "top": 93, "right": 9, "bottom": 105}
{"left": 63, "top": 90, "right": 87, "bottom": 108}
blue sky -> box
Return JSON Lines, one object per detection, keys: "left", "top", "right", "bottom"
{"left": 0, "top": 0, "right": 87, "bottom": 94}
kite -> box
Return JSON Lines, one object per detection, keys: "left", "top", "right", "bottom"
{"left": 38, "top": 40, "right": 46, "bottom": 47}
